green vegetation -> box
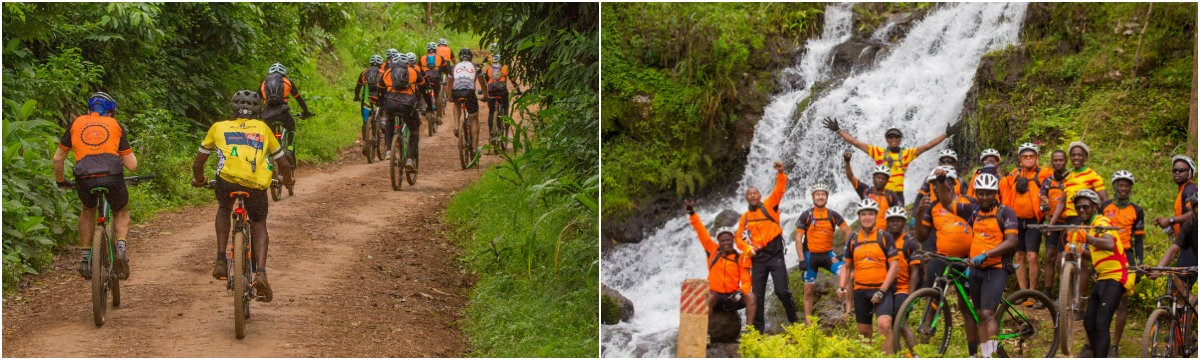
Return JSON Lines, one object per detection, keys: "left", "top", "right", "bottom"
{"left": 440, "top": 4, "right": 598, "bottom": 357}
{"left": 741, "top": 320, "right": 888, "bottom": 358}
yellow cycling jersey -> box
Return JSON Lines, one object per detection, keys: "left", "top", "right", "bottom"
{"left": 199, "top": 118, "right": 284, "bottom": 190}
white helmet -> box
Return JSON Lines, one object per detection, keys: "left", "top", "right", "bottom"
{"left": 438, "top": 38, "right": 448, "bottom": 46}
{"left": 426, "top": 42, "right": 437, "bottom": 52}
{"left": 871, "top": 165, "right": 890, "bottom": 177}
{"left": 715, "top": 227, "right": 736, "bottom": 238}
{"left": 1017, "top": 142, "right": 1039, "bottom": 155}
{"left": 938, "top": 149, "right": 958, "bottom": 162}
{"left": 1111, "top": 170, "right": 1135, "bottom": 185}
{"left": 386, "top": 48, "right": 399, "bottom": 58}
{"left": 973, "top": 173, "right": 1000, "bottom": 191}
{"left": 885, "top": 206, "right": 907, "bottom": 220}
{"left": 855, "top": 198, "right": 880, "bottom": 214}
{"left": 979, "top": 148, "right": 1001, "bottom": 162}
{"left": 405, "top": 52, "right": 416, "bottom": 63}
{"left": 810, "top": 182, "right": 830, "bottom": 196}
{"left": 1072, "top": 189, "right": 1102, "bottom": 206}
{"left": 268, "top": 63, "right": 287, "bottom": 75}
{"left": 1173, "top": 155, "right": 1196, "bottom": 176}
{"left": 932, "top": 165, "right": 958, "bottom": 180}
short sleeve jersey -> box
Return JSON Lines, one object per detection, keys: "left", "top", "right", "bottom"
{"left": 852, "top": 178, "right": 902, "bottom": 215}
{"left": 452, "top": 61, "right": 477, "bottom": 90}
{"left": 796, "top": 207, "right": 848, "bottom": 253}
{"left": 843, "top": 229, "right": 898, "bottom": 290}
{"left": 199, "top": 118, "right": 284, "bottom": 190}
{"left": 923, "top": 196, "right": 978, "bottom": 257}
{"left": 867, "top": 145, "right": 918, "bottom": 194}
{"left": 58, "top": 113, "right": 133, "bottom": 162}
{"left": 967, "top": 205, "right": 1019, "bottom": 269}
{"left": 1174, "top": 180, "right": 1197, "bottom": 234}
{"left": 1040, "top": 175, "right": 1068, "bottom": 223}
{"left": 260, "top": 76, "right": 299, "bottom": 103}
{"left": 1062, "top": 167, "right": 1106, "bottom": 217}
{"left": 890, "top": 232, "right": 917, "bottom": 294}
{"left": 1101, "top": 201, "right": 1145, "bottom": 250}
{"left": 485, "top": 64, "right": 509, "bottom": 84}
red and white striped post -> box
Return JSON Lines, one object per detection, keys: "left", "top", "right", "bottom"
{"left": 677, "top": 278, "right": 710, "bottom": 358}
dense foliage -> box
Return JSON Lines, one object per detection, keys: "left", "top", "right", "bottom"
{"left": 440, "top": 3, "right": 599, "bottom": 357}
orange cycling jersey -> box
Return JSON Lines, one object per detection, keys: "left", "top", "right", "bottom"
{"left": 923, "top": 195, "right": 977, "bottom": 257}
{"left": 1040, "top": 175, "right": 1068, "bottom": 223}
{"left": 1000, "top": 167, "right": 1052, "bottom": 220}
{"left": 58, "top": 112, "right": 133, "bottom": 178}
{"left": 436, "top": 45, "right": 454, "bottom": 66}
{"left": 1067, "top": 215, "right": 1134, "bottom": 291}
{"left": 485, "top": 64, "right": 509, "bottom": 84}
{"left": 890, "top": 232, "right": 917, "bottom": 294}
{"left": 380, "top": 66, "right": 423, "bottom": 95}
{"left": 968, "top": 205, "right": 1019, "bottom": 269}
{"left": 735, "top": 172, "right": 787, "bottom": 255}
{"left": 844, "top": 229, "right": 898, "bottom": 290}
{"left": 259, "top": 76, "right": 299, "bottom": 103}
{"left": 850, "top": 173, "right": 902, "bottom": 214}
{"left": 1101, "top": 201, "right": 1144, "bottom": 250}
{"left": 867, "top": 145, "right": 917, "bottom": 194}
{"left": 1062, "top": 167, "right": 1106, "bottom": 217}
{"left": 420, "top": 53, "right": 447, "bottom": 71}
{"left": 689, "top": 213, "right": 752, "bottom": 294}
{"left": 1174, "top": 181, "right": 1197, "bottom": 234}
{"left": 795, "top": 207, "right": 849, "bottom": 253}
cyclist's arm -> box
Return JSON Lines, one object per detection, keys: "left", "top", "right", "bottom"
{"left": 52, "top": 147, "right": 69, "bottom": 183}
{"left": 1086, "top": 231, "right": 1116, "bottom": 251}
{"left": 121, "top": 152, "right": 138, "bottom": 172}
{"left": 835, "top": 130, "right": 870, "bottom": 153}
{"left": 191, "top": 150, "right": 211, "bottom": 185}
{"left": 289, "top": 80, "right": 311, "bottom": 114}
{"left": 913, "top": 132, "right": 949, "bottom": 157}
{"left": 1157, "top": 244, "right": 1182, "bottom": 267}
{"left": 118, "top": 124, "right": 136, "bottom": 171}
{"left": 881, "top": 258, "right": 900, "bottom": 292}
{"left": 354, "top": 71, "right": 366, "bottom": 102}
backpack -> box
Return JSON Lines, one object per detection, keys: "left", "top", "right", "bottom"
{"left": 489, "top": 64, "right": 503, "bottom": 82}
{"left": 425, "top": 54, "right": 438, "bottom": 68}
{"left": 799, "top": 210, "right": 839, "bottom": 252}
{"left": 388, "top": 60, "right": 409, "bottom": 92}
{"left": 363, "top": 67, "right": 383, "bottom": 94}
{"left": 263, "top": 73, "right": 287, "bottom": 106}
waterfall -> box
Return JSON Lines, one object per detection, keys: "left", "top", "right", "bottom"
{"left": 602, "top": 3, "right": 1027, "bottom": 357}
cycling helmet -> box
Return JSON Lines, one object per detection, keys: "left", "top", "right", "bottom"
{"left": 933, "top": 165, "right": 958, "bottom": 180}
{"left": 871, "top": 165, "right": 890, "bottom": 177}
{"left": 937, "top": 149, "right": 958, "bottom": 162}
{"left": 1068, "top": 141, "right": 1090, "bottom": 156}
{"left": 386, "top": 48, "right": 399, "bottom": 59}
{"left": 230, "top": 90, "right": 262, "bottom": 118}
{"left": 438, "top": 38, "right": 448, "bottom": 46}
{"left": 492, "top": 54, "right": 500, "bottom": 63}
{"left": 973, "top": 173, "right": 1000, "bottom": 191}
{"left": 1172, "top": 155, "right": 1196, "bottom": 175}
{"left": 810, "top": 182, "right": 830, "bottom": 196}
{"left": 369, "top": 54, "right": 383, "bottom": 66}
{"left": 1072, "top": 189, "right": 1102, "bottom": 206}
{"left": 885, "top": 206, "right": 907, "bottom": 220}
{"left": 1111, "top": 170, "right": 1135, "bottom": 185}
{"left": 489, "top": 42, "right": 497, "bottom": 52}
{"left": 88, "top": 91, "right": 117, "bottom": 116}
{"left": 459, "top": 48, "right": 473, "bottom": 61}
{"left": 426, "top": 42, "right": 437, "bottom": 52}
{"left": 715, "top": 226, "right": 736, "bottom": 238}
{"left": 1017, "top": 142, "right": 1039, "bottom": 155}
{"left": 405, "top": 52, "right": 416, "bottom": 63}
{"left": 979, "top": 148, "right": 1001, "bottom": 163}
{"left": 268, "top": 63, "right": 287, "bottom": 76}
{"left": 387, "top": 52, "right": 401, "bottom": 62}
{"left": 855, "top": 198, "right": 880, "bottom": 214}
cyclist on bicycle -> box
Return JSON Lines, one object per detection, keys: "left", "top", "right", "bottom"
{"left": 377, "top": 52, "right": 424, "bottom": 170}
{"left": 965, "top": 173, "right": 1019, "bottom": 358}
{"left": 1102, "top": 170, "right": 1145, "bottom": 356}
{"left": 190, "top": 90, "right": 290, "bottom": 302}
{"left": 354, "top": 55, "right": 385, "bottom": 122}
{"left": 420, "top": 42, "right": 448, "bottom": 115}
{"left": 483, "top": 53, "right": 511, "bottom": 142}
{"left": 259, "top": 63, "right": 312, "bottom": 192}
{"left": 449, "top": 48, "right": 483, "bottom": 142}
{"left": 794, "top": 182, "right": 851, "bottom": 325}
{"left": 837, "top": 198, "right": 901, "bottom": 354}
{"left": 1065, "top": 189, "right": 1127, "bottom": 357}
{"left": 53, "top": 91, "right": 139, "bottom": 280}
{"left": 685, "top": 200, "right": 757, "bottom": 331}
{"left": 1154, "top": 195, "right": 1197, "bottom": 296}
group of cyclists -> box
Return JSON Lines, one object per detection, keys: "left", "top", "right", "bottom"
{"left": 353, "top": 38, "right": 512, "bottom": 171}
{"left": 687, "top": 117, "right": 1197, "bottom": 357}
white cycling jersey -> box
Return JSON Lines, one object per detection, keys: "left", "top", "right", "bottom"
{"left": 453, "top": 61, "right": 476, "bottom": 90}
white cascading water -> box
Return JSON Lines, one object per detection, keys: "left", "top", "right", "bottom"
{"left": 602, "top": 3, "right": 1027, "bottom": 358}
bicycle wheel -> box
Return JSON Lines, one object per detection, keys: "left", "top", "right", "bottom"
{"left": 402, "top": 124, "right": 416, "bottom": 186}
{"left": 1056, "top": 262, "right": 1077, "bottom": 356}
{"left": 390, "top": 134, "right": 405, "bottom": 191}
{"left": 893, "top": 287, "right": 953, "bottom": 357}
{"left": 1183, "top": 306, "right": 1198, "bottom": 357}
{"left": 995, "top": 289, "right": 1058, "bottom": 358}
{"left": 371, "top": 112, "right": 385, "bottom": 161}
{"left": 426, "top": 108, "right": 436, "bottom": 137}
{"left": 1142, "top": 308, "right": 1172, "bottom": 357}
{"left": 470, "top": 109, "right": 480, "bottom": 167}
{"left": 109, "top": 221, "right": 121, "bottom": 309}
{"left": 91, "top": 225, "right": 108, "bottom": 327}
{"left": 232, "top": 224, "right": 249, "bottom": 339}
{"left": 458, "top": 110, "right": 470, "bottom": 170}
{"left": 498, "top": 104, "right": 510, "bottom": 152}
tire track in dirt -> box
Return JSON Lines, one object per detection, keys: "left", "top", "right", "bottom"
{"left": 3, "top": 108, "right": 503, "bottom": 357}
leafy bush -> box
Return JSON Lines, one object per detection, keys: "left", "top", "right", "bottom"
{"left": 740, "top": 320, "right": 888, "bottom": 358}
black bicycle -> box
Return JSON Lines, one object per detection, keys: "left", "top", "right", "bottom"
{"left": 1133, "top": 266, "right": 1198, "bottom": 358}
{"left": 267, "top": 112, "right": 313, "bottom": 201}
{"left": 362, "top": 105, "right": 385, "bottom": 164}
{"left": 62, "top": 175, "right": 156, "bottom": 326}
{"left": 203, "top": 180, "right": 266, "bottom": 339}
{"left": 487, "top": 94, "right": 510, "bottom": 153}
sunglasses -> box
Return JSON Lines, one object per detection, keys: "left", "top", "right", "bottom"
{"left": 1174, "top": 168, "right": 1191, "bottom": 174}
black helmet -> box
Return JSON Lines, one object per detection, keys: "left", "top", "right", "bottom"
{"left": 231, "top": 90, "right": 262, "bottom": 118}
{"left": 459, "top": 48, "right": 473, "bottom": 61}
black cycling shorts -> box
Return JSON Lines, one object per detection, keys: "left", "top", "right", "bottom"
{"left": 853, "top": 289, "right": 890, "bottom": 325}
{"left": 451, "top": 89, "right": 479, "bottom": 114}
{"left": 712, "top": 291, "right": 747, "bottom": 312}
{"left": 886, "top": 292, "right": 909, "bottom": 318}
{"left": 262, "top": 104, "right": 295, "bottom": 133}
{"left": 1016, "top": 218, "right": 1042, "bottom": 253}
{"left": 77, "top": 174, "right": 128, "bottom": 211}
{"left": 214, "top": 177, "right": 268, "bottom": 223}
{"left": 969, "top": 267, "right": 1008, "bottom": 314}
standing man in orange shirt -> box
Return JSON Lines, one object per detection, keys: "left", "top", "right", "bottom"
{"left": 794, "top": 182, "right": 851, "bottom": 324}
{"left": 685, "top": 200, "right": 756, "bottom": 330}
{"left": 823, "top": 117, "right": 963, "bottom": 204}
{"left": 734, "top": 161, "right": 797, "bottom": 331}
{"left": 999, "top": 143, "right": 1053, "bottom": 296}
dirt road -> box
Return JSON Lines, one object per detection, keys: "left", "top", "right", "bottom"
{"left": 3, "top": 110, "right": 500, "bottom": 357}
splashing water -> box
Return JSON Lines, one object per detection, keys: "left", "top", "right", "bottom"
{"left": 603, "top": 3, "right": 1027, "bottom": 357}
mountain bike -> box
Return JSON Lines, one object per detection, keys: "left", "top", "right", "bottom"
{"left": 423, "top": 86, "right": 442, "bottom": 137}
{"left": 268, "top": 112, "right": 312, "bottom": 201}
{"left": 893, "top": 251, "right": 1057, "bottom": 358}
{"left": 1132, "top": 266, "right": 1198, "bottom": 358}
{"left": 361, "top": 105, "right": 384, "bottom": 164}
{"left": 454, "top": 97, "right": 479, "bottom": 169}
{"left": 1028, "top": 223, "right": 1119, "bottom": 356}
{"left": 487, "top": 94, "right": 510, "bottom": 153}
{"left": 203, "top": 180, "right": 265, "bottom": 339}
{"left": 389, "top": 111, "right": 417, "bottom": 191}
{"left": 62, "top": 175, "right": 156, "bottom": 327}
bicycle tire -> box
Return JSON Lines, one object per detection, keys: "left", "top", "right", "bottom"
{"left": 1183, "top": 305, "right": 1198, "bottom": 357}
{"left": 364, "top": 120, "right": 376, "bottom": 164}
{"left": 390, "top": 134, "right": 405, "bottom": 191}
{"left": 1056, "top": 261, "right": 1077, "bottom": 356}
{"left": 402, "top": 124, "right": 416, "bottom": 186}
{"left": 371, "top": 112, "right": 385, "bottom": 162}
{"left": 91, "top": 225, "right": 108, "bottom": 327}
{"left": 458, "top": 109, "right": 470, "bottom": 170}
{"left": 270, "top": 181, "right": 281, "bottom": 202}
{"left": 232, "top": 224, "right": 249, "bottom": 339}
{"left": 470, "top": 108, "right": 480, "bottom": 167}
{"left": 109, "top": 218, "right": 121, "bottom": 309}
{"left": 893, "top": 287, "right": 952, "bottom": 357}
{"left": 1142, "top": 308, "right": 1172, "bottom": 357}
{"left": 995, "top": 289, "right": 1058, "bottom": 358}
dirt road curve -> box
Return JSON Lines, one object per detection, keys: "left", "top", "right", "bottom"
{"left": 3, "top": 111, "right": 500, "bottom": 357}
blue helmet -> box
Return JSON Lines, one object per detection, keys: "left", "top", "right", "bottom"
{"left": 88, "top": 91, "right": 117, "bottom": 116}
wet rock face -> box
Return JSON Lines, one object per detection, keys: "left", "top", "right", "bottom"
{"left": 829, "top": 35, "right": 886, "bottom": 78}
{"left": 706, "top": 339, "right": 742, "bottom": 358}
{"left": 602, "top": 284, "right": 636, "bottom": 324}
{"left": 708, "top": 309, "right": 744, "bottom": 343}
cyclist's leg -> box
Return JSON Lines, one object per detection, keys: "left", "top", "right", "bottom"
{"left": 401, "top": 98, "right": 421, "bottom": 166}
{"left": 1083, "top": 279, "right": 1123, "bottom": 356}
{"left": 750, "top": 260, "right": 770, "bottom": 331}
{"left": 486, "top": 94, "right": 497, "bottom": 134}
{"left": 213, "top": 178, "right": 235, "bottom": 279}
{"left": 768, "top": 254, "right": 799, "bottom": 323}
{"left": 381, "top": 106, "right": 396, "bottom": 150}
{"left": 802, "top": 251, "right": 818, "bottom": 323}
{"left": 74, "top": 179, "right": 99, "bottom": 278}
{"left": 877, "top": 290, "right": 897, "bottom": 354}
{"left": 975, "top": 267, "right": 1008, "bottom": 357}
{"left": 852, "top": 289, "right": 875, "bottom": 337}
{"left": 961, "top": 263, "right": 981, "bottom": 356}
{"left": 244, "top": 185, "right": 269, "bottom": 270}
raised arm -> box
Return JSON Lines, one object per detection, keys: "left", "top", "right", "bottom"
{"left": 914, "top": 121, "right": 964, "bottom": 156}
{"left": 823, "top": 117, "right": 869, "bottom": 153}
{"left": 686, "top": 202, "right": 717, "bottom": 253}
{"left": 843, "top": 151, "right": 860, "bottom": 185}
{"left": 765, "top": 161, "right": 787, "bottom": 209}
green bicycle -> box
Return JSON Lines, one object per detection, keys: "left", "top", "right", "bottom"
{"left": 893, "top": 251, "right": 1058, "bottom": 358}
{"left": 389, "top": 111, "right": 417, "bottom": 191}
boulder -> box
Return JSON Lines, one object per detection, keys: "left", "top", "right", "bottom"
{"left": 708, "top": 309, "right": 743, "bottom": 343}
{"left": 601, "top": 284, "right": 635, "bottom": 325}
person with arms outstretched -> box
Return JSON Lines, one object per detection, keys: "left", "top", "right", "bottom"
{"left": 824, "top": 117, "right": 963, "bottom": 204}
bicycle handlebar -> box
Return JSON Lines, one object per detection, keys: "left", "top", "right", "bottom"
{"left": 1027, "top": 224, "right": 1120, "bottom": 232}
{"left": 912, "top": 250, "right": 970, "bottom": 266}
{"left": 1128, "top": 265, "right": 1198, "bottom": 276}
{"left": 60, "top": 174, "right": 157, "bottom": 189}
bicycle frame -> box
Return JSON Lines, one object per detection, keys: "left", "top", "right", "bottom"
{"left": 1145, "top": 268, "right": 1199, "bottom": 357}
{"left": 924, "top": 254, "right": 1025, "bottom": 341}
